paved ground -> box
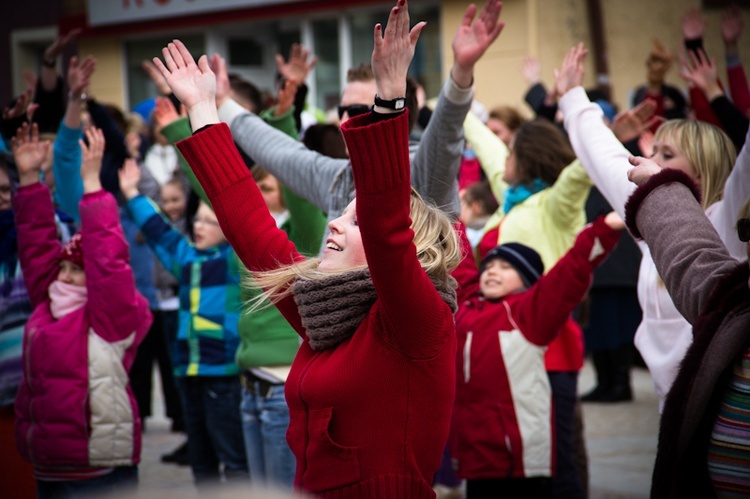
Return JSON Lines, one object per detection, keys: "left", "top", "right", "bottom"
{"left": 137, "top": 360, "right": 660, "bottom": 498}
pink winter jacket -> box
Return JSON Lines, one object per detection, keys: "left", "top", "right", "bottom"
{"left": 13, "top": 183, "right": 151, "bottom": 468}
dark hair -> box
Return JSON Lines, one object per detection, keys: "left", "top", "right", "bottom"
{"left": 512, "top": 119, "right": 576, "bottom": 185}
{"left": 489, "top": 106, "right": 526, "bottom": 132}
{"left": 303, "top": 124, "right": 348, "bottom": 159}
{"left": 463, "top": 180, "right": 499, "bottom": 217}
{"left": 229, "top": 74, "right": 264, "bottom": 114}
{"left": 103, "top": 104, "right": 128, "bottom": 134}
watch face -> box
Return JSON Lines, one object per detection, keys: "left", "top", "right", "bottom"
{"left": 395, "top": 100, "right": 405, "bottom": 109}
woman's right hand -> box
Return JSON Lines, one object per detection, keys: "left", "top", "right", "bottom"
{"left": 12, "top": 122, "right": 51, "bottom": 187}
{"left": 153, "top": 40, "right": 219, "bottom": 130}
{"left": 627, "top": 155, "right": 662, "bottom": 186}
{"left": 371, "top": 0, "right": 426, "bottom": 102}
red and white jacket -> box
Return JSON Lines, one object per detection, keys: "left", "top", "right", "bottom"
{"left": 450, "top": 217, "right": 620, "bottom": 479}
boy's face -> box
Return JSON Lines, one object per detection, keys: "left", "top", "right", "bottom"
{"left": 192, "top": 202, "right": 227, "bottom": 251}
{"left": 480, "top": 258, "right": 526, "bottom": 300}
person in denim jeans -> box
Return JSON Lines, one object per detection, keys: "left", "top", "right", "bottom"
{"left": 156, "top": 76, "right": 326, "bottom": 490}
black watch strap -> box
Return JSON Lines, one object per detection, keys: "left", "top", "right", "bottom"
{"left": 374, "top": 94, "right": 406, "bottom": 110}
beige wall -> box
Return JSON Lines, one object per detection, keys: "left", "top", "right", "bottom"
{"left": 440, "top": 0, "right": 750, "bottom": 114}
{"left": 79, "top": 37, "right": 126, "bottom": 109}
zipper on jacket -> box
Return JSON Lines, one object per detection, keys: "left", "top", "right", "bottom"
{"left": 505, "top": 435, "right": 513, "bottom": 477}
{"left": 463, "top": 332, "right": 473, "bottom": 383}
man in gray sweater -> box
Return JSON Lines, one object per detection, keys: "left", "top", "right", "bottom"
{"left": 214, "top": 0, "right": 505, "bottom": 252}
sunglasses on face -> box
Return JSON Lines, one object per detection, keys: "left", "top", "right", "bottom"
{"left": 337, "top": 104, "right": 371, "bottom": 120}
{"left": 737, "top": 218, "right": 750, "bottom": 243}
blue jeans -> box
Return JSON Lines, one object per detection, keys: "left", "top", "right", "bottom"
{"left": 37, "top": 466, "right": 138, "bottom": 498}
{"left": 240, "top": 382, "right": 296, "bottom": 490}
{"left": 176, "top": 376, "right": 249, "bottom": 488}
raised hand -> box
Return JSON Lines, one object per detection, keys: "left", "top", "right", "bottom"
{"left": 44, "top": 29, "right": 81, "bottom": 65}
{"left": 79, "top": 127, "right": 105, "bottom": 192}
{"left": 372, "top": 0, "right": 426, "bottom": 101}
{"left": 638, "top": 130, "right": 655, "bottom": 158}
{"left": 67, "top": 55, "right": 96, "bottom": 100}
{"left": 679, "top": 48, "right": 722, "bottom": 100}
{"left": 208, "top": 53, "right": 231, "bottom": 108}
{"left": 153, "top": 96, "right": 181, "bottom": 131}
{"left": 276, "top": 44, "right": 317, "bottom": 84}
{"left": 521, "top": 55, "right": 541, "bottom": 86}
{"left": 626, "top": 155, "right": 662, "bottom": 186}
{"left": 721, "top": 5, "right": 743, "bottom": 51}
{"left": 118, "top": 158, "right": 142, "bottom": 200}
{"left": 451, "top": 0, "right": 504, "bottom": 88}
{"left": 611, "top": 100, "right": 660, "bottom": 144}
{"left": 153, "top": 40, "right": 218, "bottom": 131}
{"left": 21, "top": 70, "right": 38, "bottom": 101}
{"left": 275, "top": 78, "right": 299, "bottom": 117}
{"left": 12, "top": 122, "right": 51, "bottom": 186}
{"left": 142, "top": 59, "right": 172, "bottom": 96}
{"left": 553, "top": 43, "right": 588, "bottom": 97}
{"left": 682, "top": 8, "right": 707, "bottom": 40}
{"left": 3, "top": 88, "right": 33, "bottom": 121}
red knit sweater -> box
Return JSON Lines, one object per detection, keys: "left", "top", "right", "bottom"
{"left": 177, "top": 112, "right": 455, "bottom": 498}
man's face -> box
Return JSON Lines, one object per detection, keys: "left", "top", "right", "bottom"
{"left": 338, "top": 80, "right": 377, "bottom": 125}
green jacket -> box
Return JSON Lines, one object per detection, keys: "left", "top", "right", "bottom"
{"left": 161, "top": 106, "right": 327, "bottom": 369}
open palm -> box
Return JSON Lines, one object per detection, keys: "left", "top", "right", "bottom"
{"left": 452, "top": 0, "right": 504, "bottom": 70}
{"left": 153, "top": 41, "right": 216, "bottom": 109}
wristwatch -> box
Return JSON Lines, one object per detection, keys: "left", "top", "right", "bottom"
{"left": 374, "top": 94, "right": 406, "bottom": 111}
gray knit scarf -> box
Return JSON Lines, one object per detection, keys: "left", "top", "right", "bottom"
{"left": 291, "top": 268, "right": 458, "bottom": 351}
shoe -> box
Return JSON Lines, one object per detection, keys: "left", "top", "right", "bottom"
{"left": 161, "top": 441, "right": 190, "bottom": 466}
{"left": 580, "top": 385, "right": 607, "bottom": 402}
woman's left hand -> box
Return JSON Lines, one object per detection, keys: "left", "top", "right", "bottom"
{"left": 372, "top": 0, "right": 426, "bottom": 101}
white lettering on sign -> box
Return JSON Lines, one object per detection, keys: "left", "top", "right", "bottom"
{"left": 87, "top": 0, "right": 314, "bottom": 27}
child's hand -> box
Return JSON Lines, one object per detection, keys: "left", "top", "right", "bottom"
{"left": 118, "top": 158, "right": 142, "bottom": 200}
{"left": 12, "top": 122, "right": 51, "bottom": 187}
{"left": 80, "top": 127, "right": 105, "bottom": 193}
{"left": 153, "top": 96, "right": 181, "bottom": 132}
{"left": 603, "top": 212, "right": 625, "bottom": 231}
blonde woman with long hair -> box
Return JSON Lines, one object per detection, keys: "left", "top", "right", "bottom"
{"left": 555, "top": 43, "right": 746, "bottom": 411}
{"left": 150, "top": 0, "right": 489, "bottom": 496}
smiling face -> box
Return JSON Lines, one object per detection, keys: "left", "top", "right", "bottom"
{"left": 319, "top": 199, "right": 367, "bottom": 272}
{"left": 192, "top": 202, "right": 226, "bottom": 251}
{"left": 58, "top": 259, "right": 86, "bottom": 287}
{"left": 479, "top": 258, "right": 526, "bottom": 300}
{"left": 160, "top": 182, "right": 186, "bottom": 222}
{"left": 651, "top": 139, "right": 697, "bottom": 179}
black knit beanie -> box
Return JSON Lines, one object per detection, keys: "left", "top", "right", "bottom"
{"left": 479, "top": 242, "right": 544, "bottom": 288}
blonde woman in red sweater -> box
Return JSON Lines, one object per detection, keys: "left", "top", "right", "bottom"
{"left": 151, "top": 1, "right": 504, "bottom": 496}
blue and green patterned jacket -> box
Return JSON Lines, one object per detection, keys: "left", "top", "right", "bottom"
{"left": 127, "top": 195, "right": 240, "bottom": 377}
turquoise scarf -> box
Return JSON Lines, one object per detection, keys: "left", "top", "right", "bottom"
{"left": 503, "top": 179, "right": 550, "bottom": 214}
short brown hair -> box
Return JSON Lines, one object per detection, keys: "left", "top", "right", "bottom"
{"left": 346, "top": 64, "right": 374, "bottom": 83}
{"left": 512, "top": 119, "right": 576, "bottom": 185}
{"left": 489, "top": 106, "right": 526, "bottom": 133}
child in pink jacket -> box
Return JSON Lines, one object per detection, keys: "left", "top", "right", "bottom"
{"left": 12, "top": 124, "right": 151, "bottom": 497}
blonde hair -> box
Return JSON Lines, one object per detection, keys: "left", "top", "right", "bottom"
{"left": 244, "top": 190, "right": 462, "bottom": 313}
{"left": 654, "top": 120, "right": 736, "bottom": 210}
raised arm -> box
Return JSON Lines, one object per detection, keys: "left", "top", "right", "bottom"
{"left": 77, "top": 128, "right": 151, "bottom": 341}
{"left": 722, "top": 5, "right": 750, "bottom": 115}
{"left": 342, "top": 0, "right": 454, "bottom": 358}
{"left": 411, "top": 0, "right": 504, "bottom": 218}
{"left": 544, "top": 159, "right": 592, "bottom": 231}
{"left": 52, "top": 55, "right": 96, "bottom": 221}
{"left": 556, "top": 44, "right": 635, "bottom": 219}
{"left": 463, "top": 110, "right": 509, "bottom": 203}
{"left": 626, "top": 158, "right": 739, "bottom": 324}
{"left": 515, "top": 215, "right": 621, "bottom": 345}
{"left": 213, "top": 53, "right": 343, "bottom": 213}
{"left": 12, "top": 123, "right": 58, "bottom": 307}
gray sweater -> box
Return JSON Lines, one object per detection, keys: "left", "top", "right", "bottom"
{"left": 218, "top": 78, "right": 472, "bottom": 253}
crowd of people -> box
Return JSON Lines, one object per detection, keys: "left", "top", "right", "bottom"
{"left": 1, "top": 0, "right": 749, "bottom": 497}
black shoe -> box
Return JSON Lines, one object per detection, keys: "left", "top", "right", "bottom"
{"left": 161, "top": 441, "right": 190, "bottom": 466}
{"left": 580, "top": 385, "right": 607, "bottom": 402}
{"left": 597, "top": 385, "right": 633, "bottom": 403}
